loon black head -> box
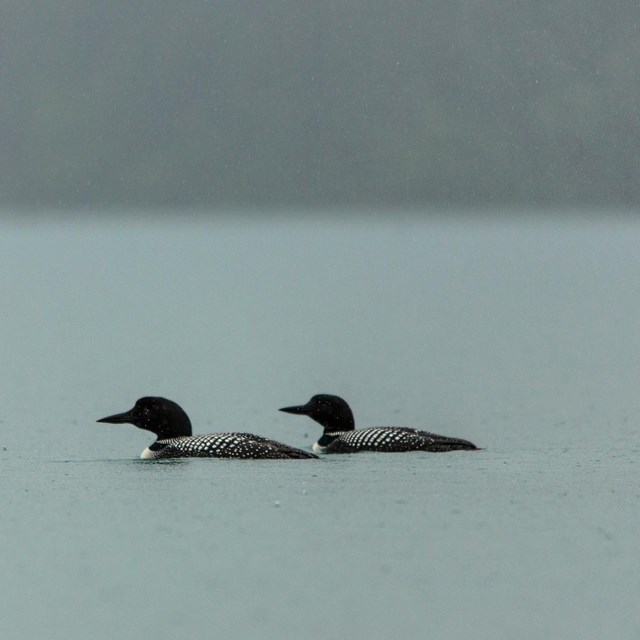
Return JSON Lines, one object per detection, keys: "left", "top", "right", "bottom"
{"left": 279, "top": 394, "right": 355, "bottom": 433}
{"left": 97, "top": 397, "right": 193, "bottom": 440}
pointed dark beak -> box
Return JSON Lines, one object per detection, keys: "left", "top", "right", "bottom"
{"left": 279, "top": 404, "right": 309, "bottom": 415}
{"left": 97, "top": 409, "right": 134, "bottom": 424}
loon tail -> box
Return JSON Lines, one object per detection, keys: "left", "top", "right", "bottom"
{"left": 287, "top": 448, "right": 319, "bottom": 459}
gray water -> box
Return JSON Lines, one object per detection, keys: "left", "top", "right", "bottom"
{"left": 0, "top": 211, "right": 639, "bottom": 639}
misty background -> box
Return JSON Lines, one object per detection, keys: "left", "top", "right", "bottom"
{"left": 2, "top": 0, "right": 638, "bottom": 210}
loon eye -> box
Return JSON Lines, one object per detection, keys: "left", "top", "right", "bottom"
{"left": 319, "top": 402, "right": 331, "bottom": 414}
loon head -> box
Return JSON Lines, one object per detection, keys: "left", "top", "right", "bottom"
{"left": 97, "top": 396, "right": 193, "bottom": 440}
{"left": 279, "top": 394, "right": 355, "bottom": 433}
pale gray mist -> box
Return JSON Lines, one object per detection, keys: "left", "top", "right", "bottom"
{"left": 0, "top": 212, "right": 638, "bottom": 639}
{"left": 2, "top": 1, "right": 639, "bottom": 208}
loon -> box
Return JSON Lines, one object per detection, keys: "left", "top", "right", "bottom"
{"left": 98, "top": 396, "right": 318, "bottom": 459}
{"left": 279, "top": 394, "right": 479, "bottom": 453}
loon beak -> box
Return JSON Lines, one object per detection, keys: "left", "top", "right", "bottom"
{"left": 279, "top": 404, "right": 309, "bottom": 415}
{"left": 97, "top": 409, "right": 134, "bottom": 424}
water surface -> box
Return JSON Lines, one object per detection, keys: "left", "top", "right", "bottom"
{"left": 0, "top": 211, "right": 638, "bottom": 639}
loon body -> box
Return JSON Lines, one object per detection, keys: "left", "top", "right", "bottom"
{"left": 279, "top": 394, "right": 478, "bottom": 454}
{"left": 98, "top": 397, "right": 317, "bottom": 460}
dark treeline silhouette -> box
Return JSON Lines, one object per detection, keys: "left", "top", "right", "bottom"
{"left": 2, "top": 0, "right": 638, "bottom": 209}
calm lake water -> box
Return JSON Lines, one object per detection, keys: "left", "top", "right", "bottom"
{"left": 0, "top": 210, "right": 639, "bottom": 639}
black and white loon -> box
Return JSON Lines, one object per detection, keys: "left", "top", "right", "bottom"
{"left": 98, "top": 396, "right": 318, "bottom": 459}
{"left": 279, "top": 394, "right": 479, "bottom": 453}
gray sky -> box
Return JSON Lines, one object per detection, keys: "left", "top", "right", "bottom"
{"left": 2, "top": 1, "right": 638, "bottom": 209}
